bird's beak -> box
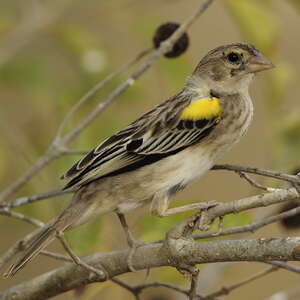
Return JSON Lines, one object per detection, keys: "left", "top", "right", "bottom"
{"left": 247, "top": 53, "right": 274, "bottom": 73}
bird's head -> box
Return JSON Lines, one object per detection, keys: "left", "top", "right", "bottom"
{"left": 190, "top": 43, "right": 274, "bottom": 95}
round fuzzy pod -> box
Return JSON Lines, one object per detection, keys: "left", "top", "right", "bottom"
{"left": 153, "top": 22, "right": 189, "bottom": 58}
{"left": 279, "top": 201, "right": 300, "bottom": 230}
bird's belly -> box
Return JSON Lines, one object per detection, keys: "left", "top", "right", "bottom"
{"left": 159, "top": 147, "right": 214, "bottom": 187}
{"left": 115, "top": 147, "right": 214, "bottom": 214}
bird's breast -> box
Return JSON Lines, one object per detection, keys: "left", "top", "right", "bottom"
{"left": 204, "top": 93, "right": 254, "bottom": 157}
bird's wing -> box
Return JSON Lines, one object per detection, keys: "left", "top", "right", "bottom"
{"left": 62, "top": 93, "right": 222, "bottom": 189}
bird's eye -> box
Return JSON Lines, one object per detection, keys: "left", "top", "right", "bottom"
{"left": 227, "top": 52, "right": 241, "bottom": 63}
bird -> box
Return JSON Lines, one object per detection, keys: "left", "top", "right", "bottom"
{"left": 6, "top": 43, "right": 274, "bottom": 276}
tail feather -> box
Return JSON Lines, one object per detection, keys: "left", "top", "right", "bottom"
{"left": 5, "top": 225, "right": 57, "bottom": 277}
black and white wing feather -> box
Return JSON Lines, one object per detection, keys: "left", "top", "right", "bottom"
{"left": 62, "top": 93, "right": 221, "bottom": 190}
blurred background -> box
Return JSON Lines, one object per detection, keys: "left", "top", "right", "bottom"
{"left": 0, "top": 0, "right": 300, "bottom": 299}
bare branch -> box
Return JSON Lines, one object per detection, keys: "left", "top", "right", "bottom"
{"left": 0, "top": 231, "right": 37, "bottom": 271}
{"left": 134, "top": 281, "right": 188, "bottom": 296}
{"left": 199, "top": 188, "right": 299, "bottom": 227}
{"left": 189, "top": 271, "right": 202, "bottom": 300}
{"left": 2, "top": 238, "right": 300, "bottom": 300}
{"left": 238, "top": 172, "right": 270, "bottom": 191}
{"left": 54, "top": 47, "right": 152, "bottom": 140}
{"left": 202, "top": 266, "right": 277, "bottom": 300}
{"left": 110, "top": 279, "right": 142, "bottom": 300}
{"left": 0, "top": 210, "right": 44, "bottom": 228}
{"left": 194, "top": 200, "right": 300, "bottom": 239}
{"left": 39, "top": 251, "right": 72, "bottom": 263}
{"left": 266, "top": 261, "right": 300, "bottom": 274}
{"left": 1, "top": 185, "right": 298, "bottom": 276}
{"left": 212, "top": 164, "right": 300, "bottom": 185}
{"left": 0, "top": 189, "right": 74, "bottom": 210}
{"left": 58, "top": 0, "right": 215, "bottom": 146}
{"left": 110, "top": 278, "right": 189, "bottom": 300}
{"left": 0, "top": 148, "right": 60, "bottom": 203}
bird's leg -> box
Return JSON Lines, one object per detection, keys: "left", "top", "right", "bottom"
{"left": 116, "top": 212, "right": 145, "bottom": 272}
{"left": 56, "top": 231, "right": 108, "bottom": 279}
{"left": 150, "top": 194, "right": 218, "bottom": 217}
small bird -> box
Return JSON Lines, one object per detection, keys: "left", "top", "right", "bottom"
{"left": 7, "top": 43, "right": 273, "bottom": 276}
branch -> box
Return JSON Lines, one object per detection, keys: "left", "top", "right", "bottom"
{"left": 0, "top": 189, "right": 74, "bottom": 210}
{"left": 0, "top": 210, "right": 44, "bottom": 228}
{"left": 110, "top": 278, "right": 189, "bottom": 299}
{"left": 54, "top": 47, "right": 152, "bottom": 140}
{"left": 4, "top": 162, "right": 297, "bottom": 210}
{"left": 266, "top": 261, "right": 300, "bottom": 274}
{"left": 194, "top": 200, "right": 300, "bottom": 239}
{"left": 237, "top": 172, "right": 270, "bottom": 191}
{"left": 2, "top": 238, "right": 300, "bottom": 300}
{"left": 0, "top": 232, "right": 37, "bottom": 271}
{"left": 2, "top": 185, "right": 298, "bottom": 272}
{"left": 189, "top": 271, "right": 202, "bottom": 299}
{"left": 197, "top": 187, "right": 299, "bottom": 227}
{"left": 213, "top": 164, "right": 300, "bottom": 185}
{"left": 202, "top": 266, "right": 277, "bottom": 300}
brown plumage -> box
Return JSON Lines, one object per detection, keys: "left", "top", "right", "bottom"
{"left": 6, "top": 43, "right": 273, "bottom": 277}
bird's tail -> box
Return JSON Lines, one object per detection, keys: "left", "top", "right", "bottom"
{"left": 5, "top": 221, "right": 63, "bottom": 277}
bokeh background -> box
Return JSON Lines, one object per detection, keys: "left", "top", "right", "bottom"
{"left": 0, "top": 0, "right": 300, "bottom": 299}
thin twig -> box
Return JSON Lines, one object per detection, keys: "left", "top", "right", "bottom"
{"left": 0, "top": 210, "right": 44, "bottom": 227}
{"left": 212, "top": 164, "right": 300, "bottom": 185}
{"left": 110, "top": 279, "right": 142, "bottom": 300}
{"left": 266, "top": 261, "right": 300, "bottom": 274}
{"left": 0, "top": 188, "right": 74, "bottom": 209}
{"left": 238, "top": 172, "right": 269, "bottom": 191}
{"left": 0, "top": 147, "right": 61, "bottom": 204}
{"left": 194, "top": 203, "right": 300, "bottom": 239}
{"left": 110, "top": 278, "right": 190, "bottom": 300}
{"left": 0, "top": 231, "right": 37, "bottom": 271}
{"left": 202, "top": 266, "right": 277, "bottom": 300}
{"left": 54, "top": 47, "right": 152, "bottom": 139}
{"left": 39, "top": 250, "right": 72, "bottom": 262}
{"left": 134, "top": 281, "right": 188, "bottom": 296}
{"left": 56, "top": 232, "right": 107, "bottom": 279}
{"left": 189, "top": 271, "right": 202, "bottom": 300}
{"left": 58, "top": 0, "right": 215, "bottom": 146}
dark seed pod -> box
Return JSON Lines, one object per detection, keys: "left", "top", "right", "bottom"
{"left": 279, "top": 201, "right": 300, "bottom": 230}
{"left": 153, "top": 22, "right": 189, "bottom": 58}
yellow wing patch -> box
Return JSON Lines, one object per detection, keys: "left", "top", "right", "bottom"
{"left": 181, "top": 97, "right": 221, "bottom": 120}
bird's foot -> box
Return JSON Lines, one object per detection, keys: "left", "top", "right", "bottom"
{"left": 56, "top": 231, "right": 108, "bottom": 279}
{"left": 116, "top": 212, "right": 145, "bottom": 272}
